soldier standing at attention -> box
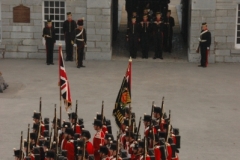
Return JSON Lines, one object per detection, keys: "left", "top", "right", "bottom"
{"left": 74, "top": 19, "right": 87, "bottom": 68}
{"left": 126, "top": 16, "right": 139, "bottom": 59}
{"left": 63, "top": 12, "right": 77, "bottom": 61}
{"left": 153, "top": 12, "right": 164, "bottom": 59}
{"left": 164, "top": 10, "right": 175, "bottom": 53}
{"left": 140, "top": 14, "right": 151, "bottom": 59}
{"left": 42, "top": 20, "right": 56, "bottom": 65}
{"left": 197, "top": 22, "right": 211, "bottom": 68}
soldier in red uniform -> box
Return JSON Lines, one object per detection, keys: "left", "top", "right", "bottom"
{"left": 96, "top": 113, "right": 108, "bottom": 133}
{"left": 130, "top": 142, "right": 139, "bottom": 160}
{"left": 104, "top": 132, "right": 114, "bottom": 149}
{"left": 143, "top": 115, "right": 157, "bottom": 137}
{"left": 81, "top": 130, "right": 94, "bottom": 155}
{"left": 137, "top": 141, "right": 150, "bottom": 160}
{"left": 13, "top": 148, "right": 24, "bottom": 160}
{"left": 93, "top": 119, "right": 105, "bottom": 160}
{"left": 124, "top": 131, "right": 135, "bottom": 157}
{"left": 45, "top": 150, "right": 55, "bottom": 160}
{"left": 64, "top": 128, "right": 75, "bottom": 160}
{"left": 32, "top": 112, "right": 45, "bottom": 136}
{"left": 68, "top": 112, "right": 82, "bottom": 134}
{"left": 99, "top": 145, "right": 110, "bottom": 160}
{"left": 60, "top": 121, "right": 71, "bottom": 150}
{"left": 109, "top": 143, "right": 122, "bottom": 160}
{"left": 76, "top": 147, "right": 89, "bottom": 160}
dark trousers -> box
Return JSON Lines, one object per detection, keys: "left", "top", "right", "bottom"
{"left": 129, "top": 35, "right": 138, "bottom": 58}
{"left": 141, "top": 34, "right": 150, "bottom": 58}
{"left": 154, "top": 34, "right": 163, "bottom": 58}
{"left": 65, "top": 33, "right": 73, "bottom": 60}
{"left": 45, "top": 40, "right": 54, "bottom": 64}
{"left": 200, "top": 46, "right": 207, "bottom": 67}
{"left": 77, "top": 43, "right": 84, "bottom": 66}
{"left": 164, "top": 30, "right": 173, "bottom": 52}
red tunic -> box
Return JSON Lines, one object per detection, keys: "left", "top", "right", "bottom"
{"left": 139, "top": 155, "right": 151, "bottom": 160}
{"left": 73, "top": 124, "right": 82, "bottom": 134}
{"left": 86, "top": 141, "right": 94, "bottom": 154}
{"left": 167, "top": 144, "right": 172, "bottom": 160}
{"left": 66, "top": 140, "right": 75, "bottom": 160}
{"left": 102, "top": 125, "right": 108, "bottom": 133}
{"left": 40, "top": 124, "right": 45, "bottom": 136}
{"left": 144, "top": 126, "right": 157, "bottom": 137}
{"left": 25, "top": 154, "right": 35, "bottom": 160}
{"left": 154, "top": 146, "right": 162, "bottom": 160}
{"left": 61, "top": 138, "right": 68, "bottom": 150}
{"left": 93, "top": 130, "right": 105, "bottom": 160}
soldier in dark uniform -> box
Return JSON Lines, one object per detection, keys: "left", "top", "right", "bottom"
{"left": 126, "top": 17, "right": 139, "bottom": 59}
{"left": 164, "top": 10, "right": 175, "bottom": 53}
{"left": 140, "top": 14, "right": 151, "bottom": 59}
{"left": 153, "top": 12, "right": 164, "bottom": 59}
{"left": 63, "top": 12, "right": 77, "bottom": 61}
{"left": 73, "top": 19, "right": 87, "bottom": 68}
{"left": 197, "top": 22, "right": 211, "bottom": 68}
{"left": 42, "top": 20, "right": 56, "bottom": 65}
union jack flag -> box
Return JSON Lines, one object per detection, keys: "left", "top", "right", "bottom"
{"left": 59, "top": 45, "right": 72, "bottom": 110}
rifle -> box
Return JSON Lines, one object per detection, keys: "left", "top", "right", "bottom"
{"left": 129, "top": 104, "right": 132, "bottom": 132}
{"left": 54, "top": 104, "right": 58, "bottom": 159}
{"left": 26, "top": 124, "right": 30, "bottom": 157}
{"left": 49, "top": 127, "right": 53, "bottom": 149}
{"left": 82, "top": 138, "right": 86, "bottom": 160}
{"left": 20, "top": 131, "right": 24, "bottom": 160}
{"left": 166, "top": 110, "right": 171, "bottom": 142}
{"left": 160, "top": 97, "right": 165, "bottom": 122}
{"left": 143, "top": 137, "right": 147, "bottom": 160}
{"left": 136, "top": 117, "right": 142, "bottom": 140}
{"left": 36, "top": 97, "right": 42, "bottom": 145}
{"left": 74, "top": 100, "right": 78, "bottom": 133}
{"left": 116, "top": 130, "right": 120, "bottom": 160}
{"left": 101, "top": 101, "right": 104, "bottom": 124}
{"left": 149, "top": 101, "right": 155, "bottom": 148}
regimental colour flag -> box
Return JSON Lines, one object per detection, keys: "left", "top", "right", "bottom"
{"left": 113, "top": 58, "right": 132, "bottom": 128}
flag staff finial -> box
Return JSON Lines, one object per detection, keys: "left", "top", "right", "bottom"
{"left": 129, "top": 57, "right": 132, "bottom": 62}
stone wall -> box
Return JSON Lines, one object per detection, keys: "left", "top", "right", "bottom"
{"left": 0, "top": 0, "right": 87, "bottom": 59}
{"left": 189, "top": 0, "right": 240, "bottom": 63}
{"left": 85, "top": 0, "right": 112, "bottom": 60}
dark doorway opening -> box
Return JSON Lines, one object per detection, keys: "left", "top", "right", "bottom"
{"left": 112, "top": 0, "right": 188, "bottom": 61}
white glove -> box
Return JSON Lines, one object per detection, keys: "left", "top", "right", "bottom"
{"left": 207, "top": 47, "right": 210, "bottom": 50}
{"left": 130, "top": 143, "right": 135, "bottom": 148}
{"left": 58, "top": 130, "right": 62, "bottom": 135}
{"left": 73, "top": 44, "right": 77, "bottom": 47}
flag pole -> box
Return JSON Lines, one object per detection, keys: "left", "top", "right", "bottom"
{"left": 58, "top": 43, "right": 62, "bottom": 126}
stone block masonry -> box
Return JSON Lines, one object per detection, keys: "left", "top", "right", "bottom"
{"left": 0, "top": 0, "right": 87, "bottom": 59}
{"left": 188, "top": 0, "right": 238, "bottom": 63}
{"left": 85, "top": 0, "right": 112, "bottom": 60}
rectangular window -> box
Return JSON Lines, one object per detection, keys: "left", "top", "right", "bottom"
{"left": 42, "top": 1, "right": 65, "bottom": 44}
{"left": 235, "top": 4, "right": 240, "bottom": 48}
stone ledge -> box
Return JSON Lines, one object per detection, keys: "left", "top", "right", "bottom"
{"left": 4, "top": 52, "right": 28, "bottom": 58}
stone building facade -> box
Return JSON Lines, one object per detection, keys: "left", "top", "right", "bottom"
{"left": 0, "top": 0, "right": 112, "bottom": 60}
{"left": 1, "top": 0, "right": 240, "bottom": 62}
{"left": 188, "top": 0, "right": 240, "bottom": 63}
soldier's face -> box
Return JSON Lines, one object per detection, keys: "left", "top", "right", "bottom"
{"left": 202, "top": 25, "right": 207, "bottom": 30}
{"left": 133, "top": 12, "right": 137, "bottom": 16}
{"left": 144, "top": 10, "right": 148, "bottom": 14}
{"left": 143, "top": 16, "right": 148, "bottom": 21}
{"left": 144, "top": 121, "right": 147, "bottom": 126}
{"left": 47, "top": 23, "right": 52, "bottom": 28}
{"left": 132, "top": 19, "right": 136, "bottom": 24}
{"left": 153, "top": 112, "right": 157, "bottom": 118}
{"left": 156, "top": 15, "right": 161, "bottom": 19}
{"left": 167, "top": 12, "right": 171, "bottom": 17}
{"left": 67, "top": 15, "right": 72, "bottom": 20}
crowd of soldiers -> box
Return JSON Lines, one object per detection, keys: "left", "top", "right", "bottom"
{"left": 13, "top": 98, "right": 180, "bottom": 160}
{"left": 125, "top": 0, "right": 175, "bottom": 59}
{"left": 0, "top": 71, "right": 8, "bottom": 93}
